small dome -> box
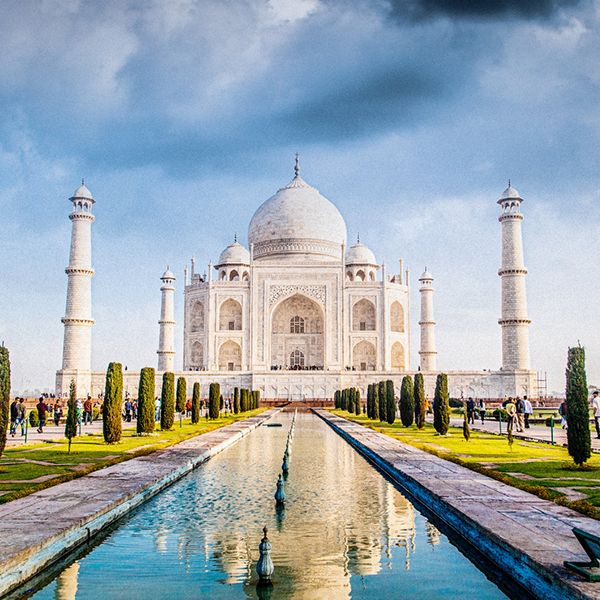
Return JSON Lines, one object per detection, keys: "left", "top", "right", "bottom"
{"left": 345, "top": 241, "right": 377, "bottom": 266}
{"left": 71, "top": 183, "right": 93, "bottom": 201}
{"left": 499, "top": 184, "right": 522, "bottom": 202}
{"left": 217, "top": 241, "right": 250, "bottom": 266}
{"left": 161, "top": 268, "right": 175, "bottom": 280}
{"left": 419, "top": 270, "right": 433, "bottom": 280}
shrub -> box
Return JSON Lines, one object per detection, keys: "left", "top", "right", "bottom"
{"left": 386, "top": 380, "right": 396, "bottom": 425}
{"left": 414, "top": 373, "right": 426, "bottom": 430}
{"left": 209, "top": 383, "right": 220, "bottom": 419}
{"left": 29, "top": 408, "right": 39, "bottom": 427}
{"left": 192, "top": 383, "right": 200, "bottom": 424}
{"left": 566, "top": 346, "right": 591, "bottom": 466}
{"left": 372, "top": 383, "right": 379, "bottom": 421}
{"left": 160, "top": 372, "right": 175, "bottom": 430}
{"left": 0, "top": 346, "right": 9, "bottom": 459}
{"left": 400, "top": 376, "right": 414, "bottom": 427}
{"left": 433, "top": 373, "right": 450, "bottom": 435}
{"left": 65, "top": 380, "right": 78, "bottom": 454}
{"left": 176, "top": 377, "right": 187, "bottom": 414}
{"left": 254, "top": 390, "right": 261, "bottom": 409}
{"left": 137, "top": 367, "right": 156, "bottom": 434}
{"left": 93, "top": 407, "right": 99, "bottom": 419}
{"left": 449, "top": 398, "right": 463, "bottom": 408}
{"left": 378, "top": 381, "right": 387, "bottom": 422}
{"left": 103, "top": 362, "right": 123, "bottom": 443}
{"left": 234, "top": 387, "right": 240, "bottom": 414}
{"left": 463, "top": 411, "right": 470, "bottom": 441}
{"left": 493, "top": 408, "right": 508, "bottom": 421}
{"left": 366, "top": 385, "right": 372, "bottom": 419}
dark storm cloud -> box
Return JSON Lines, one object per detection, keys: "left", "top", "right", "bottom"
{"left": 387, "top": 0, "right": 581, "bottom": 20}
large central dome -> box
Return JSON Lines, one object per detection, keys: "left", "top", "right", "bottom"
{"left": 248, "top": 165, "right": 347, "bottom": 262}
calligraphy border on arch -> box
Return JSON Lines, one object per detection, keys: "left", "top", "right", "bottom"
{"left": 269, "top": 285, "right": 326, "bottom": 308}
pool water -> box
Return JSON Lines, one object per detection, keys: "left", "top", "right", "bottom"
{"left": 23, "top": 412, "right": 511, "bottom": 600}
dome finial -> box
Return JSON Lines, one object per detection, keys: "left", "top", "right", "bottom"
{"left": 294, "top": 152, "right": 299, "bottom": 177}
{"left": 234, "top": 233, "right": 237, "bottom": 243}
{"left": 508, "top": 179, "right": 511, "bottom": 188}
{"left": 82, "top": 177, "right": 85, "bottom": 186}
{"left": 357, "top": 233, "right": 360, "bottom": 244}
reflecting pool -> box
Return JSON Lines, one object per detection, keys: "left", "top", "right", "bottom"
{"left": 23, "top": 412, "right": 511, "bottom": 599}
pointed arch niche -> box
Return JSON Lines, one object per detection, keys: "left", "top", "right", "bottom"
{"left": 219, "top": 299, "right": 242, "bottom": 330}
{"left": 352, "top": 299, "right": 376, "bottom": 331}
{"left": 352, "top": 340, "right": 376, "bottom": 371}
{"left": 270, "top": 294, "right": 324, "bottom": 368}
{"left": 218, "top": 340, "right": 242, "bottom": 371}
{"left": 391, "top": 342, "right": 406, "bottom": 371}
{"left": 390, "top": 301, "right": 405, "bottom": 332}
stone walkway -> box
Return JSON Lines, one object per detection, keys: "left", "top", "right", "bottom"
{"left": 446, "top": 415, "right": 600, "bottom": 451}
{"left": 316, "top": 409, "right": 600, "bottom": 600}
{"left": 0, "top": 409, "right": 278, "bottom": 598}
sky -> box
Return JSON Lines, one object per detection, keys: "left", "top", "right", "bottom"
{"left": 0, "top": 0, "right": 598, "bottom": 396}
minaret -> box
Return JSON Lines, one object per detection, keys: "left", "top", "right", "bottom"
{"left": 418, "top": 269, "right": 437, "bottom": 371}
{"left": 61, "top": 181, "right": 95, "bottom": 372}
{"left": 157, "top": 268, "right": 176, "bottom": 371}
{"left": 498, "top": 182, "right": 531, "bottom": 370}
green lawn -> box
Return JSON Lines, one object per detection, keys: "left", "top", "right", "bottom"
{"left": 0, "top": 409, "right": 265, "bottom": 503}
{"left": 330, "top": 409, "right": 600, "bottom": 519}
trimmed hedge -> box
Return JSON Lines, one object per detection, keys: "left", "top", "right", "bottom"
{"left": 137, "top": 367, "right": 156, "bottom": 434}
{"left": 191, "top": 382, "right": 200, "bottom": 424}
{"left": 0, "top": 347, "right": 9, "bottom": 459}
{"left": 433, "top": 373, "right": 450, "bottom": 435}
{"left": 566, "top": 346, "right": 591, "bottom": 466}
{"left": 209, "top": 383, "right": 220, "bottom": 419}
{"left": 161, "top": 372, "right": 175, "bottom": 430}
{"left": 65, "top": 380, "right": 78, "bottom": 453}
{"left": 176, "top": 377, "right": 187, "bottom": 414}
{"left": 414, "top": 373, "right": 426, "bottom": 430}
{"left": 400, "top": 376, "right": 414, "bottom": 427}
{"left": 103, "top": 362, "right": 123, "bottom": 443}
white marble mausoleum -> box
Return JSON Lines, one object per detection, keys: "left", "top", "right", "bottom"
{"left": 56, "top": 161, "right": 537, "bottom": 401}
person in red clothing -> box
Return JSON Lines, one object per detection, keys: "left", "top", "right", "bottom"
{"left": 83, "top": 396, "right": 93, "bottom": 425}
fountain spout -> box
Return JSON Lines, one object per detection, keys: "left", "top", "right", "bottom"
{"left": 275, "top": 474, "right": 285, "bottom": 505}
{"left": 256, "top": 526, "right": 274, "bottom": 582}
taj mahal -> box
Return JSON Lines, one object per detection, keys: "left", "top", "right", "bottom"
{"left": 55, "top": 157, "right": 536, "bottom": 401}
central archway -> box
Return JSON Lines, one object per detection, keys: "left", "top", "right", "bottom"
{"left": 270, "top": 294, "right": 324, "bottom": 369}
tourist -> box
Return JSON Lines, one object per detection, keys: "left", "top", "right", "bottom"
{"left": 186, "top": 399, "right": 192, "bottom": 418}
{"left": 515, "top": 397, "right": 525, "bottom": 432}
{"left": 155, "top": 397, "right": 161, "bottom": 422}
{"left": 592, "top": 391, "right": 600, "bottom": 439}
{"left": 478, "top": 399, "right": 486, "bottom": 424}
{"left": 505, "top": 398, "right": 517, "bottom": 431}
{"left": 466, "top": 397, "right": 475, "bottom": 424}
{"left": 124, "top": 399, "right": 133, "bottom": 422}
{"left": 36, "top": 397, "right": 48, "bottom": 433}
{"left": 523, "top": 396, "right": 533, "bottom": 429}
{"left": 16, "top": 398, "right": 26, "bottom": 436}
{"left": 9, "top": 398, "right": 18, "bottom": 436}
{"left": 83, "top": 396, "right": 93, "bottom": 425}
{"left": 54, "top": 402, "right": 63, "bottom": 426}
{"left": 76, "top": 398, "right": 83, "bottom": 424}
{"left": 559, "top": 400, "right": 567, "bottom": 429}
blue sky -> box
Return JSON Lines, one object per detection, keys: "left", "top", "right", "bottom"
{"left": 0, "top": 0, "right": 598, "bottom": 395}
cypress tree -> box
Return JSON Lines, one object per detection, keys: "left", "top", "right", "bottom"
{"left": 220, "top": 394, "right": 224, "bottom": 411}
{"left": 176, "top": 377, "right": 187, "bottom": 414}
{"left": 103, "top": 362, "right": 123, "bottom": 443}
{"left": 414, "top": 373, "right": 426, "bottom": 429}
{"left": 334, "top": 390, "right": 340, "bottom": 409}
{"left": 386, "top": 380, "right": 396, "bottom": 425}
{"left": 340, "top": 389, "right": 347, "bottom": 411}
{"left": 160, "top": 372, "right": 175, "bottom": 430}
{"left": 400, "top": 376, "right": 414, "bottom": 427}
{"left": 350, "top": 388, "right": 355, "bottom": 413}
{"left": 0, "top": 347, "right": 10, "bottom": 459}
{"left": 433, "top": 373, "right": 450, "bottom": 435}
{"left": 191, "top": 382, "right": 200, "bottom": 424}
{"left": 378, "top": 381, "right": 387, "bottom": 422}
{"left": 241, "top": 388, "right": 248, "bottom": 412}
{"left": 355, "top": 388, "right": 361, "bottom": 415}
{"left": 366, "top": 384, "right": 372, "bottom": 418}
{"left": 209, "top": 383, "right": 220, "bottom": 419}
{"left": 566, "top": 346, "right": 591, "bottom": 466}
{"left": 234, "top": 387, "right": 240, "bottom": 414}
{"left": 372, "top": 383, "right": 379, "bottom": 421}
{"left": 463, "top": 409, "right": 471, "bottom": 442}
{"left": 137, "top": 367, "right": 156, "bottom": 434}
{"left": 254, "top": 390, "right": 260, "bottom": 409}
{"left": 65, "top": 380, "right": 78, "bottom": 454}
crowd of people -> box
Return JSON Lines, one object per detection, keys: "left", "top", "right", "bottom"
{"left": 270, "top": 365, "right": 323, "bottom": 371}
